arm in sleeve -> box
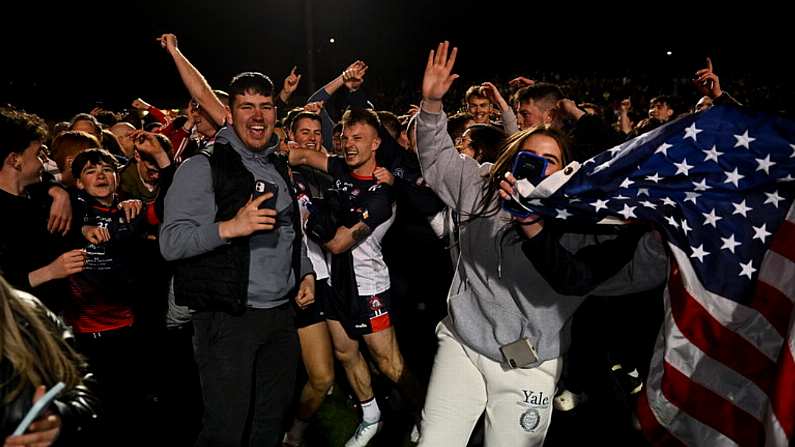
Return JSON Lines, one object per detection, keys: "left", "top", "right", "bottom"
{"left": 158, "top": 156, "right": 227, "bottom": 260}
{"left": 522, "top": 225, "right": 653, "bottom": 296}
{"left": 415, "top": 107, "right": 487, "bottom": 215}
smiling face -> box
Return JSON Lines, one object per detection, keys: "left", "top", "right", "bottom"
{"left": 341, "top": 121, "right": 380, "bottom": 173}
{"left": 231, "top": 91, "right": 276, "bottom": 151}
{"left": 467, "top": 96, "right": 492, "bottom": 124}
{"left": 13, "top": 141, "right": 46, "bottom": 189}
{"left": 292, "top": 117, "right": 322, "bottom": 151}
{"left": 77, "top": 160, "right": 117, "bottom": 206}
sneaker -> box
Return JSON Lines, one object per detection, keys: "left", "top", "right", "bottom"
{"left": 282, "top": 433, "right": 301, "bottom": 447}
{"left": 610, "top": 363, "right": 643, "bottom": 397}
{"left": 553, "top": 388, "right": 587, "bottom": 411}
{"left": 344, "top": 420, "right": 384, "bottom": 447}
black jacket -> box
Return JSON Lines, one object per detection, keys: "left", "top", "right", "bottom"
{"left": 0, "top": 290, "right": 100, "bottom": 444}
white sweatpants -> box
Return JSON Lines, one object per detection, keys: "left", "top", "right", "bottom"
{"left": 418, "top": 322, "right": 562, "bottom": 447}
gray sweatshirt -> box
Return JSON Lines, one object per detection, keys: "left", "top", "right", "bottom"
{"left": 159, "top": 127, "right": 313, "bottom": 308}
{"left": 416, "top": 107, "right": 667, "bottom": 367}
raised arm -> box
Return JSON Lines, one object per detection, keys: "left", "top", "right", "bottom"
{"left": 159, "top": 33, "right": 227, "bottom": 127}
{"left": 417, "top": 42, "right": 487, "bottom": 215}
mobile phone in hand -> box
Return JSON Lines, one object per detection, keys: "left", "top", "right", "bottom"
{"left": 13, "top": 382, "right": 65, "bottom": 436}
{"left": 254, "top": 180, "right": 279, "bottom": 210}
{"left": 502, "top": 151, "right": 548, "bottom": 218}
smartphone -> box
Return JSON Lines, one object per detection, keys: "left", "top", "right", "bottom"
{"left": 500, "top": 338, "right": 539, "bottom": 369}
{"left": 12, "top": 382, "right": 65, "bottom": 436}
{"left": 501, "top": 151, "right": 548, "bottom": 218}
{"left": 254, "top": 180, "right": 279, "bottom": 210}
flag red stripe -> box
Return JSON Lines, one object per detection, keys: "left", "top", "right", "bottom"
{"left": 769, "top": 220, "right": 795, "bottom": 263}
{"left": 636, "top": 388, "right": 687, "bottom": 447}
{"left": 668, "top": 266, "right": 776, "bottom": 394}
{"left": 751, "top": 280, "right": 793, "bottom": 338}
{"left": 661, "top": 360, "right": 764, "bottom": 446}
{"left": 771, "top": 341, "right": 795, "bottom": 438}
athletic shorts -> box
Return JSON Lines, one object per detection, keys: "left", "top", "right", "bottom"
{"left": 324, "top": 287, "right": 393, "bottom": 337}
{"left": 294, "top": 278, "right": 331, "bottom": 328}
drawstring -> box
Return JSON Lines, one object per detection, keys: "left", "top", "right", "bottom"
{"left": 496, "top": 222, "right": 514, "bottom": 280}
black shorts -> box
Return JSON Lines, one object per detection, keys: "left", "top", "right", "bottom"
{"left": 294, "top": 278, "right": 331, "bottom": 328}
{"left": 324, "top": 287, "right": 393, "bottom": 337}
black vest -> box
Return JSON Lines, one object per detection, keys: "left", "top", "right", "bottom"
{"left": 173, "top": 142, "right": 303, "bottom": 314}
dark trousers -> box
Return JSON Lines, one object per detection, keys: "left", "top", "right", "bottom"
{"left": 74, "top": 326, "right": 144, "bottom": 447}
{"left": 192, "top": 304, "right": 299, "bottom": 447}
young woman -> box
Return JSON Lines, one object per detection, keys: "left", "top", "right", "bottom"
{"left": 414, "top": 42, "right": 666, "bottom": 446}
{"left": 0, "top": 275, "right": 99, "bottom": 446}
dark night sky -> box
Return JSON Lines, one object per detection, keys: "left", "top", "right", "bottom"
{"left": 2, "top": 0, "right": 791, "bottom": 119}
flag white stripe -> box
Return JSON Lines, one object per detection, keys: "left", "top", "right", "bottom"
{"left": 758, "top": 250, "right": 795, "bottom": 304}
{"left": 669, "top": 245, "right": 783, "bottom": 362}
{"left": 764, "top": 408, "right": 790, "bottom": 447}
{"left": 646, "top": 295, "right": 740, "bottom": 446}
{"left": 665, "top": 315, "right": 770, "bottom": 422}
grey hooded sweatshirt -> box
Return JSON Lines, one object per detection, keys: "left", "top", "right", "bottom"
{"left": 416, "top": 107, "right": 668, "bottom": 367}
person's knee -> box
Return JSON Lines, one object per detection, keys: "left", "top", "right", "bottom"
{"left": 308, "top": 367, "right": 334, "bottom": 394}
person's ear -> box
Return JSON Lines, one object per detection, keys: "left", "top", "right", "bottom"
{"left": 5, "top": 152, "right": 22, "bottom": 171}
{"left": 76, "top": 178, "right": 85, "bottom": 190}
{"left": 665, "top": 108, "right": 674, "bottom": 119}
{"left": 371, "top": 135, "right": 381, "bottom": 152}
{"left": 134, "top": 151, "right": 142, "bottom": 162}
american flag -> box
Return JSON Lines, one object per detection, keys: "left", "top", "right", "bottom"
{"left": 518, "top": 105, "right": 795, "bottom": 446}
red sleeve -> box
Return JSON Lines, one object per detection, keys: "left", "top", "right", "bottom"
{"left": 147, "top": 107, "right": 169, "bottom": 125}
{"left": 145, "top": 202, "right": 160, "bottom": 225}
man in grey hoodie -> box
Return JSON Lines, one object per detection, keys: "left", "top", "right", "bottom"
{"left": 158, "top": 33, "right": 315, "bottom": 447}
{"left": 414, "top": 42, "right": 667, "bottom": 447}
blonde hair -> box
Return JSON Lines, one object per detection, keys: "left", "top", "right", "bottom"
{"left": 0, "top": 276, "right": 82, "bottom": 404}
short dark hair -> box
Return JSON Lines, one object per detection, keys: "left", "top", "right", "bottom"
{"left": 516, "top": 83, "right": 564, "bottom": 113}
{"left": 466, "top": 124, "right": 506, "bottom": 164}
{"left": 341, "top": 108, "right": 381, "bottom": 131}
{"left": 376, "top": 111, "right": 401, "bottom": 140}
{"left": 290, "top": 111, "right": 322, "bottom": 134}
{"left": 71, "top": 148, "right": 119, "bottom": 180}
{"left": 228, "top": 72, "right": 274, "bottom": 108}
{"left": 650, "top": 96, "right": 673, "bottom": 109}
{"left": 0, "top": 107, "right": 48, "bottom": 166}
{"left": 447, "top": 111, "right": 474, "bottom": 143}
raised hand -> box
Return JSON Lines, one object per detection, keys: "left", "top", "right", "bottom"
{"left": 282, "top": 66, "right": 302, "bottom": 97}
{"left": 303, "top": 101, "right": 325, "bottom": 113}
{"left": 693, "top": 57, "right": 722, "bottom": 99}
{"left": 509, "top": 76, "right": 535, "bottom": 89}
{"left": 131, "top": 98, "right": 152, "bottom": 111}
{"left": 422, "top": 41, "right": 459, "bottom": 111}
{"left": 342, "top": 60, "right": 368, "bottom": 91}
{"left": 157, "top": 33, "right": 178, "bottom": 54}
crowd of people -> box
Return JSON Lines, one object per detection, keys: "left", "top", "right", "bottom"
{"left": 0, "top": 31, "right": 772, "bottom": 447}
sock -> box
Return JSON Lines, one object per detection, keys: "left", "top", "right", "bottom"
{"left": 360, "top": 397, "right": 381, "bottom": 424}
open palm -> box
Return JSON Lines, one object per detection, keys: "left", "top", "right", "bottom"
{"left": 422, "top": 41, "right": 459, "bottom": 102}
